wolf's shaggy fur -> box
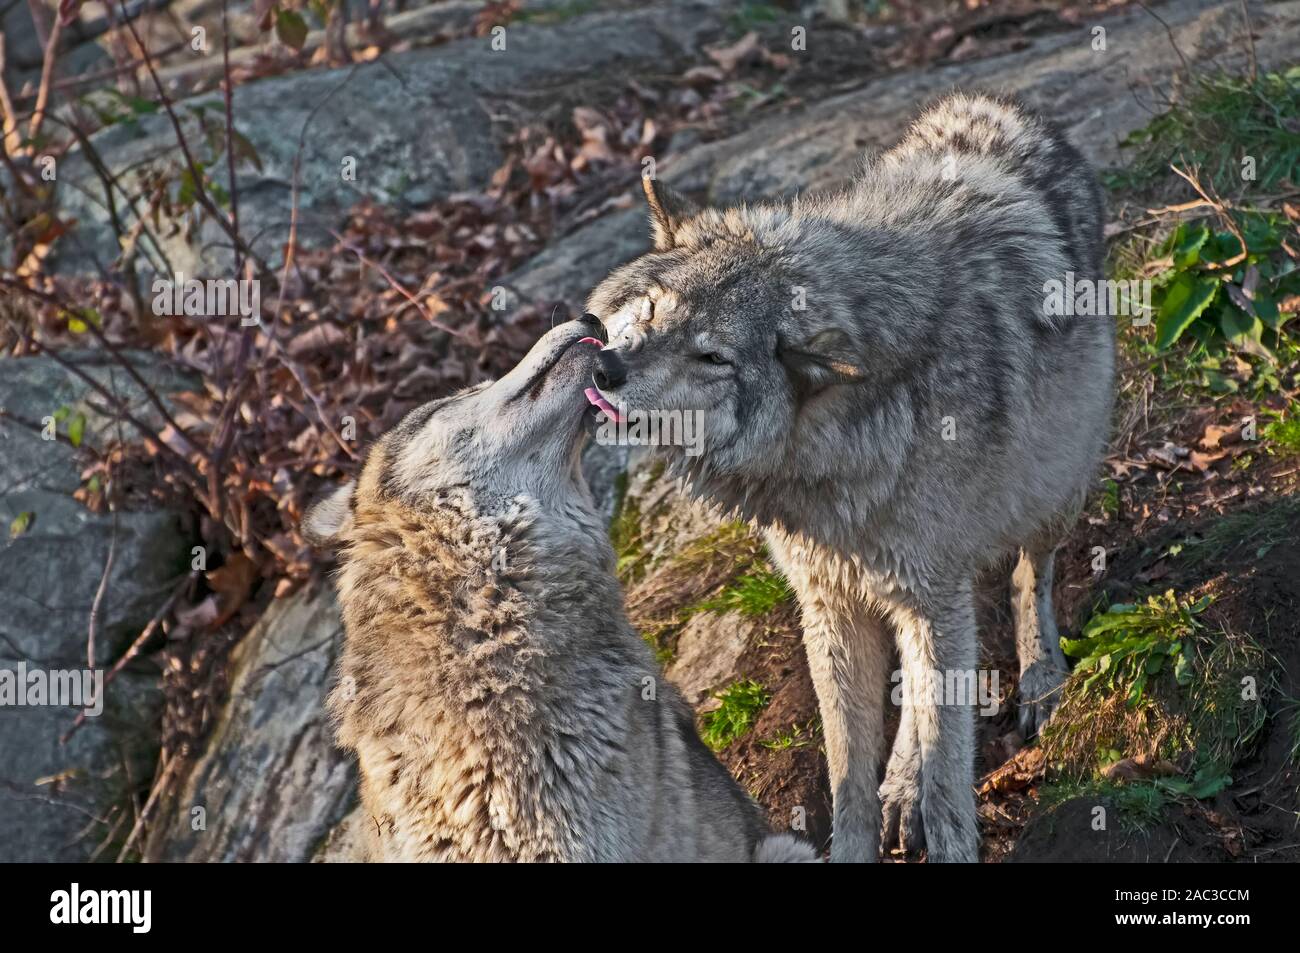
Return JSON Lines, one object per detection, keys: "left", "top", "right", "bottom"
{"left": 586, "top": 93, "right": 1115, "bottom": 862}
{"left": 306, "top": 322, "right": 815, "bottom": 862}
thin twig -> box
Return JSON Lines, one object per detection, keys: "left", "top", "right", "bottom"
{"left": 10, "top": 40, "right": 189, "bottom": 101}
{"left": 115, "top": 752, "right": 176, "bottom": 863}
{"left": 1238, "top": 0, "right": 1257, "bottom": 85}
{"left": 26, "top": 9, "right": 63, "bottom": 147}
{"left": 87, "top": 509, "right": 118, "bottom": 671}
{"left": 1169, "top": 164, "right": 1249, "bottom": 268}
{"left": 116, "top": 0, "right": 270, "bottom": 277}
{"left": 0, "top": 308, "right": 205, "bottom": 487}
{"left": 331, "top": 230, "right": 466, "bottom": 337}
{"left": 1136, "top": 1, "right": 1192, "bottom": 81}
{"left": 62, "top": 570, "right": 196, "bottom": 745}
{"left": 0, "top": 277, "right": 199, "bottom": 451}
{"left": 0, "top": 31, "right": 24, "bottom": 156}
{"left": 220, "top": 0, "right": 240, "bottom": 275}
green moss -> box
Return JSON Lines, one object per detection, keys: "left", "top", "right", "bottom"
{"left": 700, "top": 679, "right": 771, "bottom": 751}
{"left": 694, "top": 562, "right": 793, "bottom": 617}
{"left": 761, "top": 718, "right": 820, "bottom": 751}
{"left": 1105, "top": 68, "right": 1300, "bottom": 197}
{"left": 1044, "top": 589, "right": 1271, "bottom": 797}
{"left": 1037, "top": 777, "right": 1172, "bottom": 833}
{"left": 1263, "top": 403, "right": 1300, "bottom": 457}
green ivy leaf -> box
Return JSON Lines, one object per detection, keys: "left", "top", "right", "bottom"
{"left": 275, "top": 10, "right": 309, "bottom": 51}
{"left": 1219, "top": 305, "right": 1271, "bottom": 360}
{"left": 1170, "top": 223, "right": 1210, "bottom": 269}
{"left": 230, "top": 129, "right": 264, "bottom": 172}
{"left": 1155, "top": 274, "right": 1220, "bottom": 349}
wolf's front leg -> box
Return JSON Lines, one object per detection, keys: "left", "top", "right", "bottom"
{"left": 796, "top": 591, "right": 892, "bottom": 862}
{"left": 890, "top": 582, "right": 979, "bottom": 863}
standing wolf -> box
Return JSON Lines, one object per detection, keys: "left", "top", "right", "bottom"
{"left": 585, "top": 93, "right": 1115, "bottom": 862}
{"left": 304, "top": 317, "right": 814, "bottom": 862}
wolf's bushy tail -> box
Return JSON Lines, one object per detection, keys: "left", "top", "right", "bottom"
{"left": 753, "top": 833, "right": 820, "bottom": 863}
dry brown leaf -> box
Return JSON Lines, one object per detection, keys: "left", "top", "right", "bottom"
{"left": 977, "top": 746, "right": 1045, "bottom": 796}
{"left": 1102, "top": 753, "right": 1180, "bottom": 781}
{"left": 205, "top": 552, "right": 258, "bottom": 629}
{"left": 1200, "top": 421, "right": 1243, "bottom": 450}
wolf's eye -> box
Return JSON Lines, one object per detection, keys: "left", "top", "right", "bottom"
{"left": 698, "top": 352, "right": 730, "bottom": 366}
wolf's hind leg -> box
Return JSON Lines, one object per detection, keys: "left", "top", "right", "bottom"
{"left": 797, "top": 593, "right": 892, "bottom": 863}
{"left": 890, "top": 583, "right": 979, "bottom": 863}
{"left": 880, "top": 669, "right": 923, "bottom": 855}
{"left": 1012, "top": 545, "right": 1070, "bottom": 737}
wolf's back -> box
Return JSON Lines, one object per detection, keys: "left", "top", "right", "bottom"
{"left": 886, "top": 91, "right": 1106, "bottom": 279}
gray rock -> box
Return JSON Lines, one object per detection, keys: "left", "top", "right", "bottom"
{"left": 666, "top": 611, "right": 752, "bottom": 705}
{"left": 0, "top": 353, "right": 194, "bottom": 861}
{"left": 670, "top": 0, "right": 1300, "bottom": 204}
{"left": 145, "top": 585, "right": 356, "bottom": 862}
{"left": 52, "top": 1, "right": 730, "bottom": 277}
{"left": 312, "top": 803, "right": 367, "bottom": 863}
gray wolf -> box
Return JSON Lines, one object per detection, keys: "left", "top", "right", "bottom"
{"left": 584, "top": 92, "right": 1115, "bottom": 862}
{"left": 305, "top": 317, "right": 816, "bottom": 862}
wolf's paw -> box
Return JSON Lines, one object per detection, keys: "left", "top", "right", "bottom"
{"left": 924, "top": 821, "right": 980, "bottom": 863}
{"left": 1017, "top": 659, "right": 1069, "bottom": 737}
{"left": 879, "top": 770, "right": 924, "bottom": 855}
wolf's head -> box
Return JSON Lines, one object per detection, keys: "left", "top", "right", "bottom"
{"left": 585, "top": 178, "right": 912, "bottom": 486}
{"left": 303, "top": 317, "right": 606, "bottom": 546}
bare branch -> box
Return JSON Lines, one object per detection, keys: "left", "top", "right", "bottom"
{"left": 63, "top": 570, "right": 197, "bottom": 745}
{"left": 116, "top": 0, "right": 271, "bottom": 277}
{"left": 27, "top": 8, "right": 64, "bottom": 147}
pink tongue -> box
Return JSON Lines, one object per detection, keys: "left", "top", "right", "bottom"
{"left": 584, "top": 387, "right": 623, "bottom": 423}
{"left": 577, "top": 337, "right": 604, "bottom": 346}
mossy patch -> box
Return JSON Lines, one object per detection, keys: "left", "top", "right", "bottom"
{"left": 1042, "top": 589, "right": 1272, "bottom": 805}
{"left": 700, "top": 679, "right": 771, "bottom": 751}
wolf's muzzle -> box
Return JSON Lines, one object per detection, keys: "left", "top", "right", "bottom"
{"left": 579, "top": 311, "right": 608, "bottom": 342}
{"left": 593, "top": 348, "right": 627, "bottom": 390}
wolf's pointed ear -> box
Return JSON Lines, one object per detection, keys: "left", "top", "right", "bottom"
{"left": 302, "top": 483, "right": 355, "bottom": 547}
{"left": 778, "top": 328, "right": 868, "bottom": 397}
{"left": 642, "top": 176, "right": 699, "bottom": 251}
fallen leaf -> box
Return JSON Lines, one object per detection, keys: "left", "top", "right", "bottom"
{"left": 977, "top": 746, "right": 1045, "bottom": 796}
{"left": 9, "top": 511, "right": 35, "bottom": 538}
{"left": 1200, "top": 422, "right": 1243, "bottom": 450}
{"left": 204, "top": 552, "right": 258, "bottom": 628}
{"left": 1102, "top": 753, "right": 1180, "bottom": 781}
{"left": 287, "top": 322, "right": 348, "bottom": 357}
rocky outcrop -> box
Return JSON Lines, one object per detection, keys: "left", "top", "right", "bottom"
{"left": 143, "top": 585, "right": 354, "bottom": 862}
{"left": 52, "top": 0, "right": 733, "bottom": 276}
{"left": 0, "top": 353, "right": 194, "bottom": 861}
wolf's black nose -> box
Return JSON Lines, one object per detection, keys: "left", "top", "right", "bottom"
{"left": 593, "top": 349, "right": 627, "bottom": 390}
{"left": 580, "top": 311, "right": 608, "bottom": 341}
